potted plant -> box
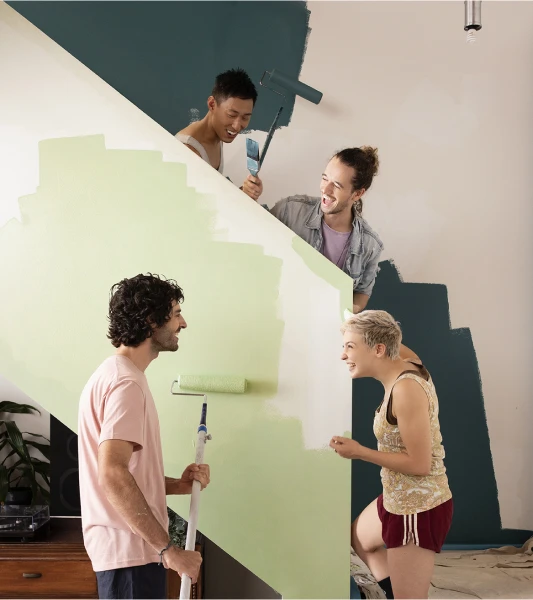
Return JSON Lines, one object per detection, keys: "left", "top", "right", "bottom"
{"left": 0, "top": 401, "right": 50, "bottom": 506}
{"left": 167, "top": 507, "right": 187, "bottom": 549}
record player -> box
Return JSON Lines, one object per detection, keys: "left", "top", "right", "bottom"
{"left": 0, "top": 504, "right": 50, "bottom": 541}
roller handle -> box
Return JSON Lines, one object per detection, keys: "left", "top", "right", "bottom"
{"left": 179, "top": 440, "right": 205, "bottom": 599}
{"left": 259, "top": 106, "right": 284, "bottom": 169}
{"left": 179, "top": 406, "right": 209, "bottom": 600}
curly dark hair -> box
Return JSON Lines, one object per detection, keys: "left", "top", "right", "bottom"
{"left": 212, "top": 68, "right": 258, "bottom": 106}
{"left": 107, "top": 273, "right": 184, "bottom": 348}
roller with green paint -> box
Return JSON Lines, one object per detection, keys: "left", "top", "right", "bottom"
{"left": 246, "top": 69, "right": 323, "bottom": 175}
{"left": 172, "top": 374, "right": 247, "bottom": 394}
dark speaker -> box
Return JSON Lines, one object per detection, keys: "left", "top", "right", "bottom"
{"left": 50, "top": 415, "right": 81, "bottom": 516}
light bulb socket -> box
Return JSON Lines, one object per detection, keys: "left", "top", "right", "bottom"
{"left": 464, "top": 0, "right": 482, "bottom": 31}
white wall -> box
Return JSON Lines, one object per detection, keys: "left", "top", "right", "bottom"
{"left": 224, "top": 1, "right": 533, "bottom": 531}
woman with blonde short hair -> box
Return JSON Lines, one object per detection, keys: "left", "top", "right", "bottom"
{"left": 330, "top": 310, "right": 453, "bottom": 600}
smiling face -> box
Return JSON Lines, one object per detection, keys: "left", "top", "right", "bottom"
{"left": 150, "top": 301, "right": 187, "bottom": 353}
{"left": 341, "top": 330, "right": 384, "bottom": 379}
{"left": 208, "top": 96, "right": 254, "bottom": 143}
{"left": 341, "top": 311, "right": 402, "bottom": 379}
{"left": 320, "top": 157, "right": 363, "bottom": 217}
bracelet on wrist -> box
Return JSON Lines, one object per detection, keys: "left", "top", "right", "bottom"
{"left": 158, "top": 541, "right": 173, "bottom": 567}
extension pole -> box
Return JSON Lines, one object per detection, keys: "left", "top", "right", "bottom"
{"left": 179, "top": 403, "right": 210, "bottom": 599}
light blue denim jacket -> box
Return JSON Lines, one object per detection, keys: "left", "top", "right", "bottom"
{"left": 269, "top": 195, "right": 384, "bottom": 296}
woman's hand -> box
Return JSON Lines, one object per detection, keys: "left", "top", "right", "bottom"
{"left": 329, "top": 436, "right": 365, "bottom": 459}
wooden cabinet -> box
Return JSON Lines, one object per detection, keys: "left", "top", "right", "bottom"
{"left": 0, "top": 519, "right": 97, "bottom": 599}
{"left": 0, "top": 518, "right": 202, "bottom": 599}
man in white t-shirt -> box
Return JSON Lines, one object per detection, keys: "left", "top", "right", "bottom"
{"left": 176, "top": 68, "right": 263, "bottom": 201}
{"left": 78, "top": 273, "right": 209, "bottom": 599}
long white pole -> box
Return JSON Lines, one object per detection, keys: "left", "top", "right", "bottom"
{"left": 179, "top": 402, "right": 209, "bottom": 600}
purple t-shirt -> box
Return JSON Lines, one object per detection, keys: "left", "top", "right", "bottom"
{"left": 321, "top": 221, "right": 352, "bottom": 268}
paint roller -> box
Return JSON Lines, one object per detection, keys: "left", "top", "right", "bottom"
{"left": 246, "top": 69, "right": 323, "bottom": 175}
{"left": 170, "top": 374, "right": 247, "bottom": 599}
{"left": 173, "top": 374, "right": 247, "bottom": 395}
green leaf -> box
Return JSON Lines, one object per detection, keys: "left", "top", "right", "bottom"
{"left": 10, "top": 460, "right": 47, "bottom": 479}
{"left": 22, "top": 432, "right": 50, "bottom": 444}
{"left": 0, "top": 416, "right": 49, "bottom": 503}
{"left": 0, "top": 402, "right": 41, "bottom": 416}
{"left": 13, "top": 466, "right": 35, "bottom": 487}
{"left": 9, "top": 462, "right": 29, "bottom": 477}
{"left": 25, "top": 441, "right": 51, "bottom": 461}
{"left": 2, "top": 448, "right": 18, "bottom": 467}
{"left": 31, "top": 477, "right": 38, "bottom": 505}
{"left": 4, "top": 421, "right": 31, "bottom": 461}
{"left": 4, "top": 422, "right": 35, "bottom": 491}
{"left": 37, "top": 485, "right": 50, "bottom": 504}
{"left": 35, "top": 471, "right": 50, "bottom": 488}
{"left": 14, "top": 466, "right": 31, "bottom": 477}
{"left": 31, "top": 460, "right": 50, "bottom": 484}
{"left": 13, "top": 465, "right": 47, "bottom": 504}
{"left": 0, "top": 465, "right": 8, "bottom": 503}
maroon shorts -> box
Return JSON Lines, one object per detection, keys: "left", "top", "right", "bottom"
{"left": 377, "top": 494, "right": 453, "bottom": 553}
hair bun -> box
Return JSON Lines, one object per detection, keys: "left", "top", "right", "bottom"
{"left": 360, "top": 146, "right": 379, "bottom": 176}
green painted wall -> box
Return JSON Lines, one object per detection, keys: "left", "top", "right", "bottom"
{"left": 8, "top": 1, "right": 311, "bottom": 134}
{"left": 0, "top": 134, "right": 351, "bottom": 598}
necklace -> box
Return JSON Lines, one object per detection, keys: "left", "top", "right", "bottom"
{"left": 321, "top": 219, "right": 353, "bottom": 268}
{"left": 335, "top": 233, "right": 352, "bottom": 267}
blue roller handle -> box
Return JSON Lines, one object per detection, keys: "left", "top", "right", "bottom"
{"left": 200, "top": 402, "right": 207, "bottom": 427}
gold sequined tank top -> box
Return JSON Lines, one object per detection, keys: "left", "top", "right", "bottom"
{"left": 373, "top": 362, "right": 452, "bottom": 515}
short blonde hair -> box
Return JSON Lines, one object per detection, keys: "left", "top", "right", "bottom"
{"left": 341, "top": 310, "right": 402, "bottom": 359}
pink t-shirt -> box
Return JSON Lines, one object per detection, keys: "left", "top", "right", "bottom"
{"left": 78, "top": 355, "right": 168, "bottom": 572}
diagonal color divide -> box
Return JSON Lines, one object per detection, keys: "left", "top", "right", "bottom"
{"left": 0, "top": 134, "right": 351, "bottom": 598}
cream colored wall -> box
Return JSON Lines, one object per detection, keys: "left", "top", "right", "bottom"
{"left": 224, "top": 1, "right": 533, "bottom": 530}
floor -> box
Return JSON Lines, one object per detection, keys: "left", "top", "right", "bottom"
{"left": 350, "top": 537, "right": 533, "bottom": 599}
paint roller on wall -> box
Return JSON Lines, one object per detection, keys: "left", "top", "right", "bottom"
{"left": 246, "top": 69, "right": 323, "bottom": 176}
{"left": 170, "top": 374, "right": 247, "bottom": 598}
{"left": 173, "top": 374, "right": 247, "bottom": 394}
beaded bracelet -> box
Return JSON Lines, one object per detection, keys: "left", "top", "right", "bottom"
{"left": 158, "top": 541, "right": 173, "bottom": 567}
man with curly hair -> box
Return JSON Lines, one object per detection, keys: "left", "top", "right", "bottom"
{"left": 78, "top": 273, "right": 210, "bottom": 599}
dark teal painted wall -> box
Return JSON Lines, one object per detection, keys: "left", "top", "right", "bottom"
{"left": 353, "top": 261, "right": 532, "bottom": 545}
{"left": 9, "top": 1, "right": 310, "bottom": 134}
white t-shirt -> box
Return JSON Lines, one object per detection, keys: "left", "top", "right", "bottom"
{"left": 175, "top": 133, "right": 224, "bottom": 173}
